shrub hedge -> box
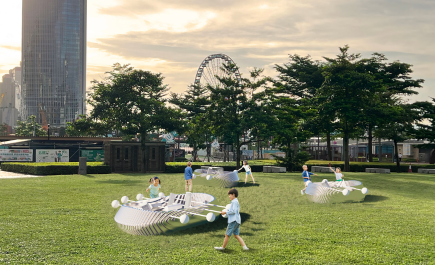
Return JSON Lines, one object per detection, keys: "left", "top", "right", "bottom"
{"left": 1, "top": 162, "right": 111, "bottom": 175}
{"left": 306, "top": 160, "right": 435, "bottom": 173}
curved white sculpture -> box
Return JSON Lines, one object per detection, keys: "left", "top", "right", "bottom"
{"left": 112, "top": 192, "right": 225, "bottom": 236}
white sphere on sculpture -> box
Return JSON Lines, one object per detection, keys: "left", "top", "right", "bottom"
{"left": 136, "top": 193, "right": 144, "bottom": 201}
{"left": 361, "top": 187, "right": 368, "bottom": 194}
{"left": 192, "top": 174, "right": 196, "bottom": 179}
{"left": 121, "top": 196, "right": 129, "bottom": 204}
{"left": 159, "top": 192, "right": 165, "bottom": 198}
{"left": 180, "top": 214, "right": 189, "bottom": 224}
{"left": 111, "top": 200, "right": 120, "bottom": 208}
{"left": 322, "top": 179, "right": 328, "bottom": 183}
{"left": 206, "top": 212, "right": 216, "bottom": 222}
{"left": 306, "top": 180, "right": 312, "bottom": 187}
{"left": 206, "top": 175, "right": 212, "bottom": 180}
{"left": 342, "top": 189, "right": 350, "bottom": 196}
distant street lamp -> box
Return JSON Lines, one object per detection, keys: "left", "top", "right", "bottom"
{"left": 48, "top": 124, "right": 50, "bottom": 141}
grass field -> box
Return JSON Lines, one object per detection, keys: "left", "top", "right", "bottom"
{"left": 1, "top": 171, "right": 434, "bottom": 264}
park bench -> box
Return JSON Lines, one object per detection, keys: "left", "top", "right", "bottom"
{"left": 417, "top": 168, "right": 435, "bottom": 174}
{"left": 263, "top": 166, "right": 286, "bottom": 173}
{"left": 311, "top": 166, "right": 335, "bottom": 173}
{"left": 365, "top": 168, "right": 390, "bottom": 174}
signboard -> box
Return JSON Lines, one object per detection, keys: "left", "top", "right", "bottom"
{"left": 36, "top": 149, "right": 69, "bottom": 162}
{"left": 403, "top": 144, "right": 411, "bottom": 156}
{"left": 80, "top": 150, "right": 104, "bottom": 162}
{"left": 0, "top": 149, "right": 33, "bottom": 161}
{"left": 162, "top": 133, "right": 175, "bottom": 143}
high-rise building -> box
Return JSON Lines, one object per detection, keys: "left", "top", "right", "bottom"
{"left": 21, "top": 0, "right": 87, "bottom": 127}
{"left": 0, "top": 71, "right": 19, "bottom": 128}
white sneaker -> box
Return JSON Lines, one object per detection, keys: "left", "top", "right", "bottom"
{"left": 301, "top": 190, "right": 304, "bottom": 195}
{"left": 214, "top": 247, "right": 225, "bottom": 251}
{"left": 243, "top": 246, "right": 249, "bottom": 251}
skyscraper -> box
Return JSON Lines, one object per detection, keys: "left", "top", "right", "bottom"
{"left": 21, "top": 0, "right": 86, "bottom": 127}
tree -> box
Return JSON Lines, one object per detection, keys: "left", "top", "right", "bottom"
{"left": 207, "top": 64, "right": 268, "bottom": 167}
{"left": 413, "top": 98, "right": 435, "bottom": 142}
{"left": 0, "top": 123, "right": 8, "bottom": 136}
{"left": 376, "top": 102, "right": 418, "bottom": 172}
{"left": 88, "top": 63, "right": 182, "bottom": 167}
{"left": 170, "top": 84, "right": 212, "bottom": 162}
{"left": 361, "top": 53, "right": 423, "bottom": 161}
{"left": 15, "top": 115, "right": 47, "bottom": 136}
{"left": 274, "top": 54, "right": 337, "bottom": 161}
{"left": 320, "top": 46, "right": 384, "bottom": 171}
{"left": 66, "top": 115, "right": 114, "bottom": 137}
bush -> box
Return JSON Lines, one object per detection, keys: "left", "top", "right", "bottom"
{"left": 1, "top": 162, "right": 111, "bottom": 175}
{"left": 306, "top": 161, "right": 435, "bottom": 173}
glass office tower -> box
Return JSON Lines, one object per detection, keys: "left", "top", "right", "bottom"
{"left": 21, "top": 0, "right": 86, "bottom": 127}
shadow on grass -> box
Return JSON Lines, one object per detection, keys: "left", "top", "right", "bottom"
{"left": 240, "top": 182, "right": 260, "bottom": 187}
{"left": 362, "top": 195, "right": 389, "bottom": 202}
{"left": 95, "top": 179, "right": 142, "bottom": 186}
{"left": 163, "top": 212, "right": 252, "bottom": 237}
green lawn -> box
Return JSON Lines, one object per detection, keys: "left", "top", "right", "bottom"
{"left": 1, "top": 171, "right": 434, "bottom": 264}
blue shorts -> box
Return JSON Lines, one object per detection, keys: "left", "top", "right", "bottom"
{"left": 245, "top": 171, "right": 251, "bottom": 175}
{"left": 150, "top": 193, "right": 158, "bottom": 199}
{"left": 226, "top": 221, "right": 240, "bottom": 236}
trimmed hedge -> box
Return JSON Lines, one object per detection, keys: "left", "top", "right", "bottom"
{"left": 1, "top": 162, "right": 111, "bottom": 175}
{"left": 306, "top": 161, "right": 435, "bottom": 173}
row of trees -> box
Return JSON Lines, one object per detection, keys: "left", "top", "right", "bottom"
{"left": 63, "top": 46, "right": 434, "bottom": 171}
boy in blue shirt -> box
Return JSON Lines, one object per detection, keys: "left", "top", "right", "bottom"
{"left": 301, "top": 165, "right": 317, "bottom": 195}
{"left": 214, "top": 189, "right": 249, "bottom": 251}
{"left": 184, "top": 162, "right": 193, "bottom": 192}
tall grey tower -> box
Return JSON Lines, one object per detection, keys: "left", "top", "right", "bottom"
{"left": 21, "top": 0, "right": 86, "bottom": 127}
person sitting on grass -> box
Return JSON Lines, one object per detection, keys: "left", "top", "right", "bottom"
{"left": 301, "top": 165, "right": 317, "bottom": 195}
{"left": 146, "top": 177, "right": 161, "bottom": 199}
{"left": 238, "top": 160, "right": 255, "bottom": 185}
{"left": 214, "top": 189, "right": 249, "bottom": 251}
{"left": 329, "top": 166, "right": 344, "bottom": 182}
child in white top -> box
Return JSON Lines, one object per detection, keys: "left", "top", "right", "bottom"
{"left": 238, "top": 160, "right": 255, "bottom": 185}
{"left": 329, "top": 166, "right": 344, "bottom": 181}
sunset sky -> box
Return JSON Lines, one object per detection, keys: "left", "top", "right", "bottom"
{"left": 0, "top": 0, "right": 434, "bottom": 104}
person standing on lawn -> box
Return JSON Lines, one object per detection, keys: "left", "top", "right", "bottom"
{"left": 185, "top": 162, "right": 193, "bottom": 192}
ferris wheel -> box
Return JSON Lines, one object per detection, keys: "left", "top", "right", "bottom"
{"left": 194, "top": 54, "right": 242, "bottom": 88}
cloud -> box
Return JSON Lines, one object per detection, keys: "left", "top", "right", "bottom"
{"left": 0, "top": 46, "right": 21, "bottom": 51}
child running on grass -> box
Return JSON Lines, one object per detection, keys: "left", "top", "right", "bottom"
{"left": 238, "top": 160, "right": 255, "bottom": 185}
{"left": 329, "top": 166, "right": 344, "bottom": 181}
{"left": 301, "top": 165, "right": 317, "bottom": 195}
{"left": 146, "top": 177, "right": 161, "bottom": 198}
{"left": 214, "top": 189, "right": 249, "bottom": 251}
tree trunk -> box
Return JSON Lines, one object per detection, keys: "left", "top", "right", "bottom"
{"left": 379, "top": 137, "right": 382, "bottom": 162}
{"left": 368, "top": 125, "right": 373, "bottom": 162}
{"left": 327, "top": 132, "right": 332, "bottom": 161}
{"left": 193, "top": 143, "right": 197, "bottom": 162}
{"left": 344, "top": 131, "right": 350, "bottom": 172}
{"left": 236, "top": 141, "right": 241, "bottom": 168}
{"left": 394, "top": 139, "right": 400, "bottom": 172}
{"left": 257, "top": 138, "right": 260, "bottom": 160}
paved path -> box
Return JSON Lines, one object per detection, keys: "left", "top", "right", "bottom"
{"left": 0, "top": 170, "right": 43, "bottom": 179}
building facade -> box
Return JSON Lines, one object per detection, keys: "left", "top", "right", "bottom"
{"left": 21, "top": 0, "right": 87, "bottom": 128}
{"left": 0, "top": 71, "right": 19, "bottom": 128}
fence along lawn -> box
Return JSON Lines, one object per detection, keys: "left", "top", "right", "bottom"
{"left": 0, "top": 171, "right": 434, "bottom": 264}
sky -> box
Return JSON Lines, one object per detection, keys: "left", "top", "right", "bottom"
{"left": 0, "top": 0, "right": 434, "bottom": 105}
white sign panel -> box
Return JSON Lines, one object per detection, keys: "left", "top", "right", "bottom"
{"left": 0, "top": 149, "right": 33, "bottom": 161}
{"left": 402, "top": 144, "right": 411, "bottom": 156}
{"left": 36, "top": 149, "right": 69, "bottom": 162}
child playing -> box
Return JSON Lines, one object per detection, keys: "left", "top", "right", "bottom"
{"left": 214, "top": 189, "right": 249, "bottom": 251}
{"left": 301, "top": 165, "right": 317, "bottom": 195}
{"left": 329, "top": 166, "right": 344, "bottom": 181}
{"left": 238, "top": 160, "right": 255, "bottom": 185}
{"left": 146, "top": 177, "right": 161, "bottom": 198}
{"left": 184, "top": 162, "right": 193, "bottom": 192}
